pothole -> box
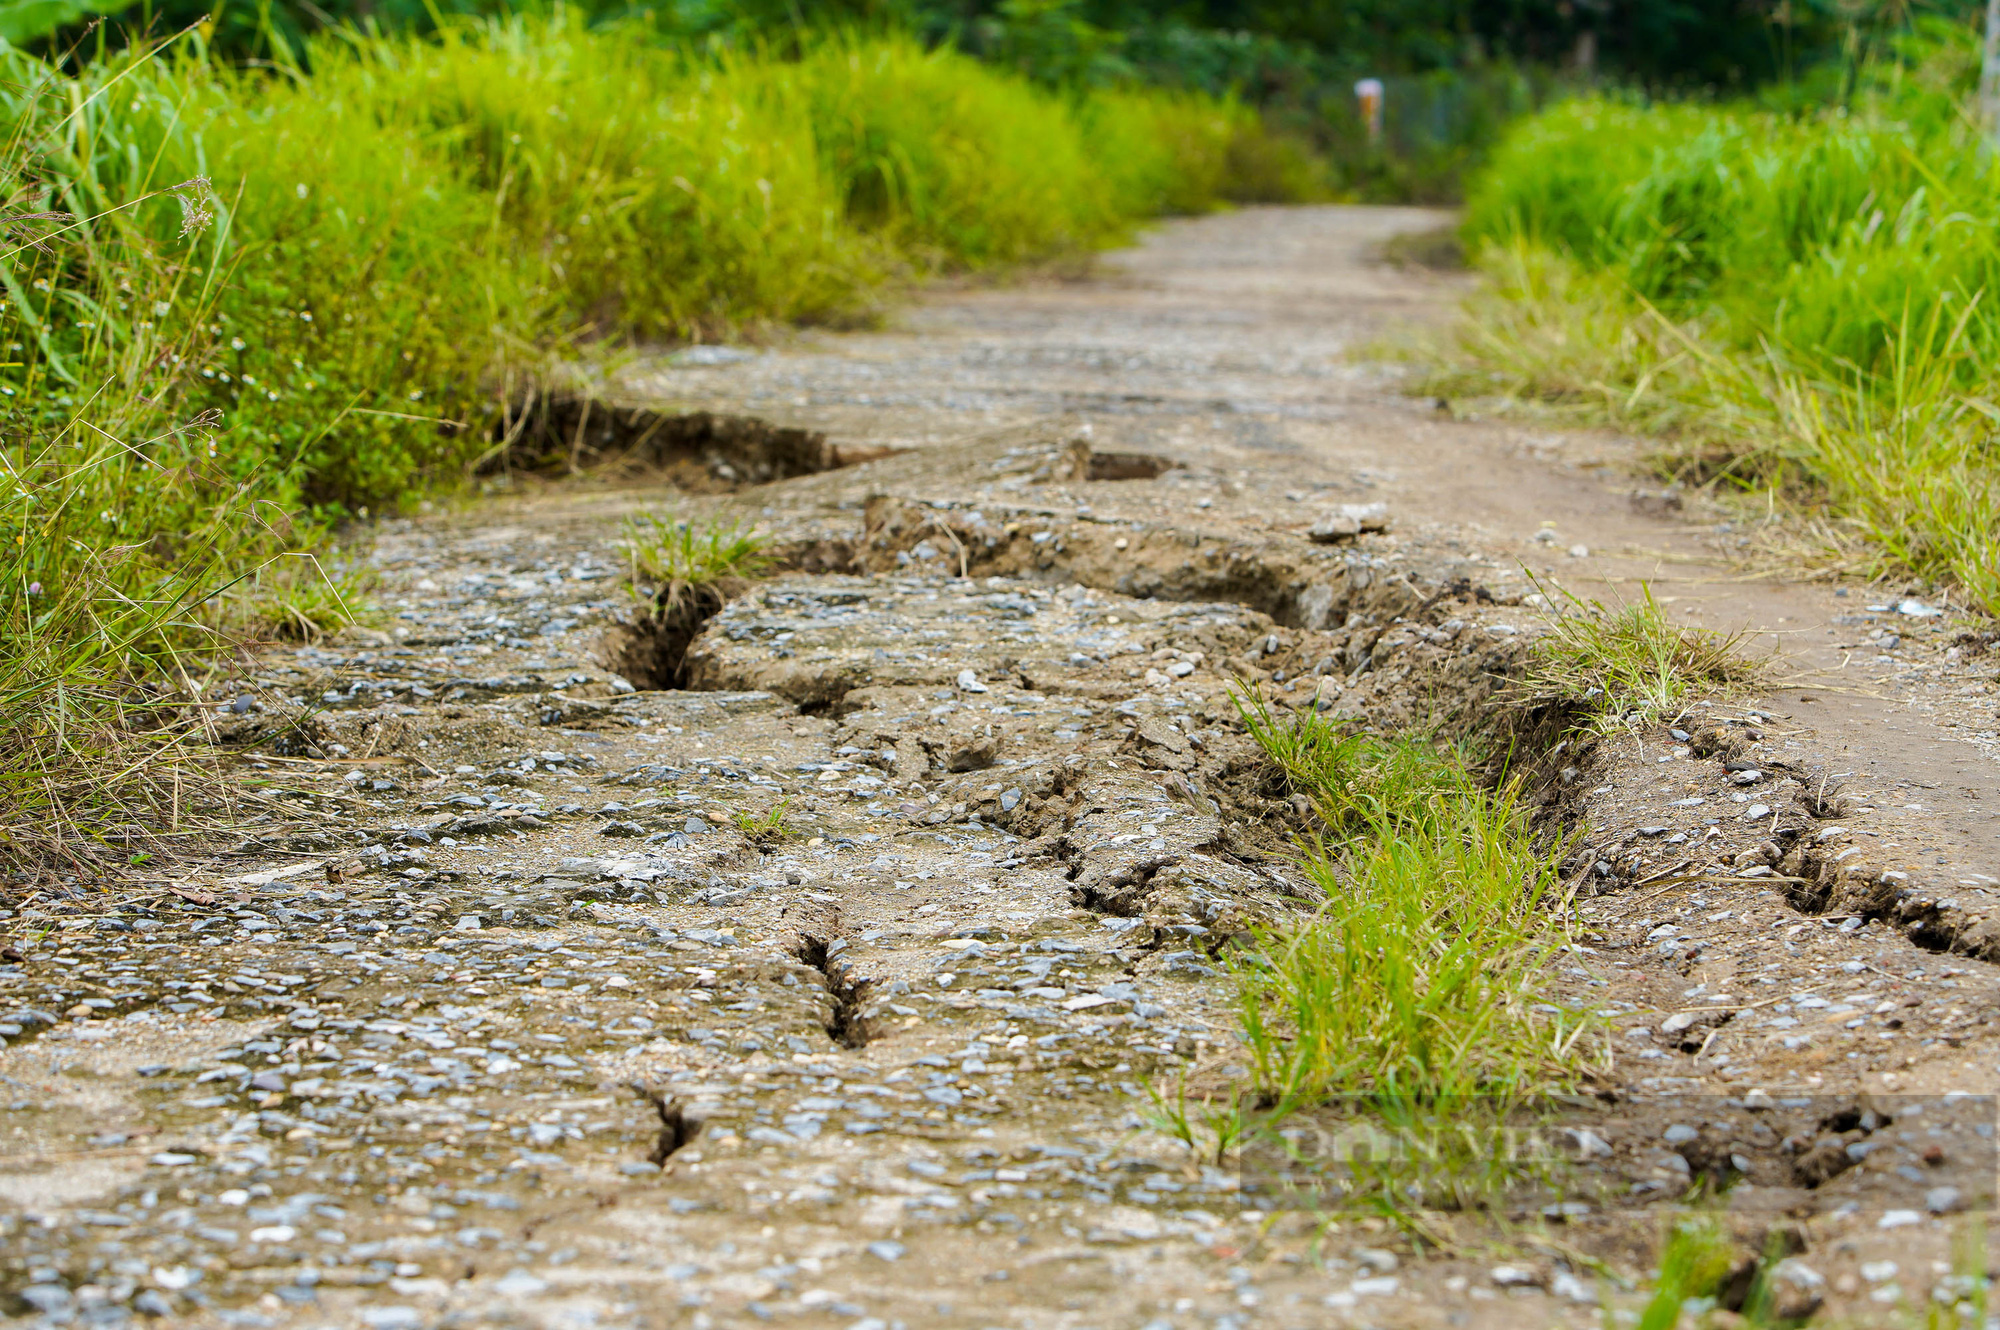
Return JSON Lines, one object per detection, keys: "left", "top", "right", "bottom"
{"left": 794, "top": 934, "right": 870, "bottom": 1048}
{"left": 498, "top": 400, "right": 898, "bottom": 489}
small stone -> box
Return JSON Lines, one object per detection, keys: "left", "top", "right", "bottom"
{"left": 1878, "top": 1209, "right": 1921, "bottom": 1229}
{"left": 1550, "top": 1271, "right": 1595, "bottom": 1304}
{"left": 360, "top": 1311, "right": 423, "bottom": 1330}
{"left": 956, "top": 669, "right": 988, "bottom": 694}
{"left": 1926, "top": 1185, "right": 1964, "bottom": 1214}
{"left": 1566, "top": 544, "right": 1589, "bottom": 558}
{"left": 493, "top": 1269, "right": 549, "bottom": 1296}
{"left": 1307, "top": 503, "right": 1388, "bottom": 543}
{"left": 1309, "top": 514, "right": 1360, "bottom": 542}
{"left": 1662, "top": 1123, "right": 1698, "bottom": 1144}
{"left": 600, "top": 821, "right": 645, "bottom": 838}
{"left": 1350, "top": 1247, "right": 1398, "bottom": 1274}
{"left": 1659, "top": 1012, "right": 1697, "bottom": 1035}
{"left": 1769, "top": 1259, "right": 1825, "bottom": 1321}
{"left": 620, "top": 1161, "right": 660, "bottom": 1177}
{"left": 19, "top": 1287, "right": 73, "bottom": 1315}
{"left": 1742, "top": 804, "right": 1771, "bottom": 821}
{"left": 867, "top": 1240, "right": 905, "bottom": 1262}
{"left": 946, "top": 735, "right": 1001, "bottom": 772}
{"left": 1561, "top": 1127, "right": 1611, "bottom": 1159}
{"left": 1490, "top": 1265, "right": 1540, "bottom": 1288}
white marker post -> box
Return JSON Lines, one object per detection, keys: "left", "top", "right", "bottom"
{"left": 1354, "top": 78, "right": 1384, "bottom": 148}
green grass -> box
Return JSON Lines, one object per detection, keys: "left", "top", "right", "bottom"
{"left": 1634, "top": 1217, "right": 1743, "bottom": 1330}
{"left": 1143, "top": 1075, "right": 1251, "bottom": 1168}
{"left": 731, "top": 796, "right": 796, "bottom": 845}
{"left": 1455, "top": 22, "right": 2000, "bottom": 615}
{"left": 218, "top": 553, "right": 379, "bottom": 643}
{"left": 1521, "top": 579, "right": 1765, "bottom": 733}
{"left": 621, "top": 514, "right": 773, "bottom": 606}
{"left": 1231, "top": 693, "right": 1596, "bottom": 1113}
{"left": 0, "top": 422, "right": 245, "bottom": 874}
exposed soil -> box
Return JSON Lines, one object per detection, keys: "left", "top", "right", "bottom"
{"left": 4, "top": 206, "right": 1998, "bottom": 1329}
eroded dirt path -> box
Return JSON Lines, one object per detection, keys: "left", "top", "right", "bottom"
{"left": 5, "top": 206, "right": 2000, "bottom": 1329}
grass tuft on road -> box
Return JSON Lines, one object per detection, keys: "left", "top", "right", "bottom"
{"left": 1231, "top": 693, "right": 1597, "bottom": 1113}
{"left": 622, "top": 514, "right": 774, "bottom": 610}
{"left": 1521, "top": 580, "right": 1765, "bottom": 733}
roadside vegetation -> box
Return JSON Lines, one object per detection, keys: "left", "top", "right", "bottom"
{"left": 0, "top": 17, "right": 1308, "bottom": 878}
{"left": 732, "top": 796, "right": 797, "bottom": 847}
{"left": 1451, "top": 19, "right": 2000, "bottom": 615}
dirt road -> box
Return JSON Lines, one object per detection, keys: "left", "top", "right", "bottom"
{"left": 3, "top": 206, "right": 1998, "bottom": 1329}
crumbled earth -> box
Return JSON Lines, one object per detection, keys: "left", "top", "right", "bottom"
{"left": 5, "top": 206, "right": 2000, "bottom": 1328}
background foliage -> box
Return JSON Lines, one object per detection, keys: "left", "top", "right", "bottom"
{"left": 27, "top": 1, "right": 1980, "bottom": 202}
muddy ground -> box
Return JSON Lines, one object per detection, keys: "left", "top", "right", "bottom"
{"left": 4, "top": 206, "right": 1999, "bottom": 1329}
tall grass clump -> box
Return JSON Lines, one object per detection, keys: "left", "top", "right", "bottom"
{"left": 1457, "top": 19, "right": 2000, "bottom": 613}
{"left": 794, "top": 34, "right": 1107, "bottom": 266}
{"left": 331, "top": 15, "right": 869, "bottom": 341}
{"left": 0, "top": 42, "right": 266, "bottom": 873}
{"left": 0, "top": 30, "right": 531, "bottom": 874}
{"left": 1231, "top": 694, "right": 1594, "bottom": 1115}
{"left": 621, "top": 513, "right": 772, "bottom": 604}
